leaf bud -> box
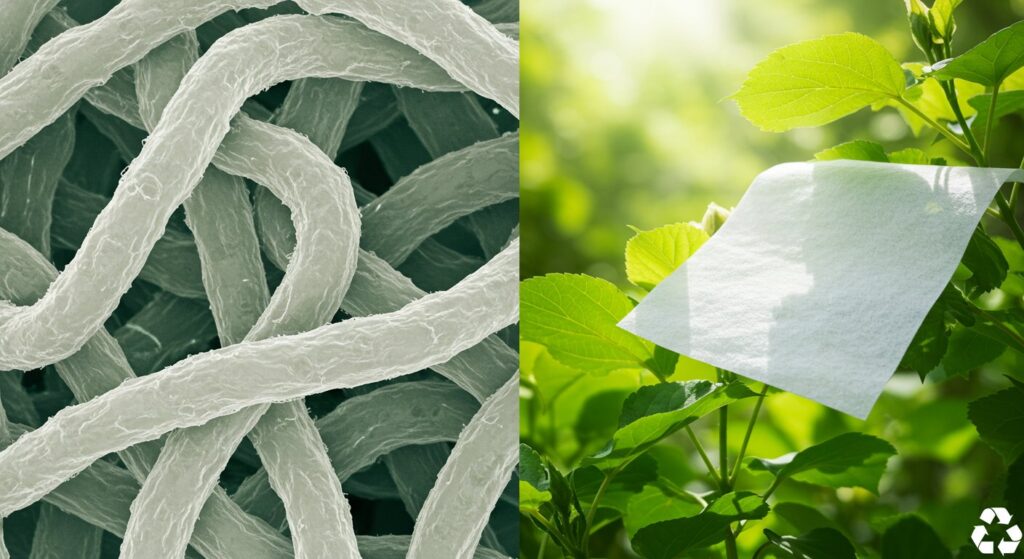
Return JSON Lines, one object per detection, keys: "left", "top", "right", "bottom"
{"left": 700, "top": 203, "right": 731, "bottom": 235}
{"left": 905, "top": 0, "right": 934, "bottom": 55}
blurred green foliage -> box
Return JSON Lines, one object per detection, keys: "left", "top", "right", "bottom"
{"left": 521, "top": 0, "right": 1023, "bottom": 283}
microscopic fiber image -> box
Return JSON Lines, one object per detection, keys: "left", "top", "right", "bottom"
{"left": 0, "top": 1, "right": 519, "bottom": 558}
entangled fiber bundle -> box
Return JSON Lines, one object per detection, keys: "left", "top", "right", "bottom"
{"left": 0, "top": 1, "right": 519, "bottom": 557}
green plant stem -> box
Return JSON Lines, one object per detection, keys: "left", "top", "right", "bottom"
{"left": 936, "top": 74, "right": 1024, "bottom": 255}
{"left": 583, "top": 454, "right": 640, "bottom": 554}
{"left": 984, "top": 84, "right": 1000, "bottom": 158}
{"left": 1004, "top": 159, "right": 1024, "bottom": 259}
{"left": 530, "top": 512, "right": 558, "bottom": 534}
{"left": 585, "top": 471, "right": 614, "bottom": 533}
{"left": 932, "top": 76, "right": 1024, "bottom": 257}
{"left": 752, "top": 542, "right": 773, "bottom": 559}
{"left": 685, "top": 425, "right": 721, "bottom": 485}
{"left": 1009, "top": 155, "right": 1024, "bottom": 213}
{"left": 895, "top": 97, "right": 973, "bottom": 157}
{"left": 719, "top": 407, "right": 729, "bottom": 487}
{"left": 736, "top": 476, "right": 785, "bottom": 536}
{"left": 939, "top": 80, "right": 986, "bottom": 165}
{"left": 762, "top": 476, "right": 783, "bottom": 502}
{"left": 729, "top": 384, "right": 769, "bottom": 485}
{"left": 970, "top": 304, "right": 1024, "bottom": 354}
{"left": 531, "top": 512, "right": 576, "bottom": 556}
{"left": 659, "top": 479, "right": 701, "bottom": 503}
{"left": 994, "top": 192, "right": 1024, "bottom": 253}
{"left": 724, "top": 534, "right": 740, "bottom": 559}
{"left": 537, "top": 532, "right": 549, "bottom": 559}
{"left": 717, "top": 369, "right": 738, "bottom": 559}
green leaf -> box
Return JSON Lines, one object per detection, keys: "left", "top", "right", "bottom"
{"left": 1003, "top": 66, "right": 1024, "bottom": 90}
{"left": 547, "top": 458, "right": 584, "bottom": 525}
{"left": 880, "top": 515, "right": 952, "bottom": 559}
{"left": 813, "top": 141, "right": 934, "bottom": 167}
{"left": 933, "top": 21, "right": 1024, "bottom": 86}
{"left": 968, "top": 381, "right": 1024, "bottom": 462}
{"left": 763, "top": 527, "right": 856, "bottom": 559}
{"left": 877, "top": 63, "right": 983, "bottom": 135}
{"left": 525, "top": 345, "right": 586, "bottom": 407}
{"left": 971, "top": 322, "right": 1024, "bottom": 357}
{"left": 631, "top": 492, "right": 769, "bottom": 559}
{"left": 520, "top": 444, "right": 549, "bottom": 490}
{"left": 624, "top": 223, "right": 708, "bottom": 291}
{"left": 521, "top": 274, "right": 654, "bottom": 374}
{"left": 648, "top": 345, "right": 680, "bottom": 382}
{"left": 592, "top": 381, "right": 756, "bottom": 466}
{"left": 906, "top": 0, "right": 933, "bottom": 54}
{"left": 747, "top": 432, "right": 896, "bottom": 493}
{"left": 520, "top": 482, "right": 552, "bottom": 513}
{"left": 929, "top": 0, "right": 963, "bottom": 43}
{"left": 813, "top": 140, "right": 888, "bottom": 162}
{"left": 574, "top": 389, "right": 633, "bottom": 445}
{"left": 968, "top": 90, "right": 1024, "bottom": 136}
{"left": 772, "top": 502, "right": 847, "bottom": 536}
{"left": 571, "top": 453, "right": 659, "bottom": 513}
{"left": 887, "top": 148, "right": 931, "bottom": 165}
{"left": 812, "top": 142, "right": 935, "bottom": 166}
{"left": 899, "top": 302, "right": 948, "bottom": 379}
{"left": 616, "top": 380, "right": 717, "bottom": 427}
{"left": 1006, "top": 454, "right": 1024, "bottom": 518}
{"left": 936, "top": 284, "right": 975, "bottom": 327}
{"left": 519, "top": 444, "right": 552, "bottom": 513}
{"left": 624, "top": 484, "right": 702, "bottom": 537}
{"left": 941, "top": 327, "right": 1005, "bottom": 377}
{"left": 962, "top": 227, "right": 1009, "bottom": 294}
{"left": 734, "top": 33, "right": 906, "bottom": 131}
{"left": 994, "top": 237, "right": 1024, "bottom": 297}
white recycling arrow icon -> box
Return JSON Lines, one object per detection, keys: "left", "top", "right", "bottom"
{"left": 973, "top": 507, "right": 1022, "bottom": 555}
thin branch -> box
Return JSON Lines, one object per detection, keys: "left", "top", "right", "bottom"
{"left": 729, "top": 384, "right": 770, "bottom": 485}
{"left": 939, "top": 79, "right": 986, "bottom": 165}
{"left": 994, "top": 193, "right": 1024, "bottom": 253}
{"left": 895, "top": 97, "right": 973, "bottom": 158}
{"left": 686, "top": 426, "right": 721, "bottom": 486}
{"left": 984, "top": 84, "right": 1001, "bottom": 158}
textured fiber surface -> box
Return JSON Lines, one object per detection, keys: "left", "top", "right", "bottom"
{"left": 0, "top": 1, "right": 519, "bottom": 557}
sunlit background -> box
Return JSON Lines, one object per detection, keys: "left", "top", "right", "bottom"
{"left": 522, "top": 0, "right": 1024, "bottom": 283}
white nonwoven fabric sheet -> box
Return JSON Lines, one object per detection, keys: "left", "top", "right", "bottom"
{"left": 619, "top": 160, "right": 1024, "bottom": 418}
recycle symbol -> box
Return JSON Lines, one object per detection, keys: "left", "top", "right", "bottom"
{"left": 973, "top": 507, "right": 1022, "bottom": 555}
